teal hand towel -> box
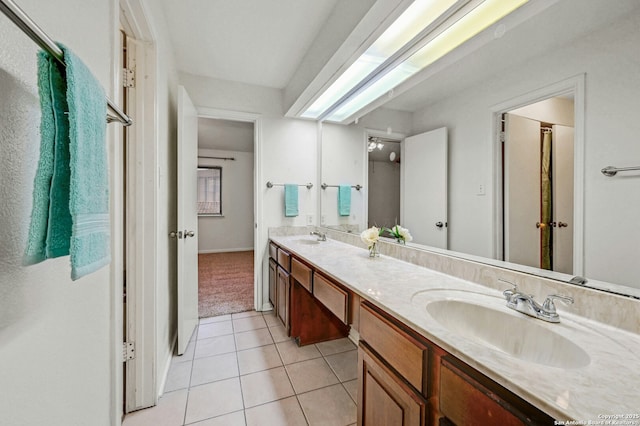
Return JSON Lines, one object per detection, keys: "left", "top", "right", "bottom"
{"left": 284, "top": 184, "right": 299, "bottom": 217}
{"left": 24, "top": 50, "right": 72, "bottom": 265}
{"left": 24, "top": 45, "right": 110, "bottom": 280}
{"left": 338, "top": 185, "right": 351, "bottom": 216}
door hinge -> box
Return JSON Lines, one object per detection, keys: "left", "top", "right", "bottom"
{"left": 499, "top": 131, "right": 505, "bottom": 143}
{"left": 123, "top": 68, "right": 135, "bottom": 88}
{"left": 123, "top": 341, "right": 135, "bottom": 362}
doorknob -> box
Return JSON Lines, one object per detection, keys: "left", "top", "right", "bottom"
{"left": 535, "top": 222, "right": 546, "bottom": 229}
{"left": 169, "top": 231, "right": 183, "bottom": 239}
{"left": 185, "top": 230, "right": 195, "bottom": 238}
{"left": 558, "top": 222, "right": 568, "bottom": 228}
{"left": 435, "top": 221, "right": 444, "bottom": 228}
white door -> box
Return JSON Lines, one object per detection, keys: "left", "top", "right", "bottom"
{"left": 177, "top": 86, "right": 199, "bottom": 355}
{"left": 552, "top": 124, "right": 574, "bottom": 274}
{"left": 401, "top": 127, "right": 448, "bottom": 249}
{"left": 504, "top": 114, "right": 540, "bottom": 268}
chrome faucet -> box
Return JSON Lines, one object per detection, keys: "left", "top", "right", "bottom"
{"left": 499, "top": 279, "right": 574, "bottom": 323}
{"left": 310, "top": 231, "right": 327, "bottom": 241}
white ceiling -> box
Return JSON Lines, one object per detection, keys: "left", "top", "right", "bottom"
{"left": 160, "top": 0, "right": 640, "bottom": 118}
{"left": 160, "top": 0, "right": 338, "bottom": 89}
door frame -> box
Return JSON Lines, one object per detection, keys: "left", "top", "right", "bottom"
{"left": 119, "top": 0, "right": 159, "bottom": 414}
{"left": 490, "top": 74, "right": 585, "bottom": 276}
{"left": 197, "top": 107, "right": 265, "bottom": 311}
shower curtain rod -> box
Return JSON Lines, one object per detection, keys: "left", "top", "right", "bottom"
{"left": 0, "top": 0, "right": 133, "bottom": 127}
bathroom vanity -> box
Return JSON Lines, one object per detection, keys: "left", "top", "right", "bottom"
{"left": 268, "top": 233, "right": 640, "bottom": 425}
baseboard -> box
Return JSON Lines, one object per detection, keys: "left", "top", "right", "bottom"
{"left": 261, "top": 302, "right": 274, "bottom": 312}
{"left": 198, "top": 247, "right": 254, "bottom": 254}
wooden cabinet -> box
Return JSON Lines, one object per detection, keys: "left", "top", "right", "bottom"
{"left": 268, "top": 258, "right": 276, "bottom": 308}
{"left": 291, "top": 257, "right": 313, "bottom": 292}
{"left": 314, "top": 273, "right": 349, "bottom": 324}
{"left": 359, "top": 303, "right": 428, "bottom": 394}
{"left": 276, "top": 266, "right": 290, "bottom": 331}
{"left": 358, "top": 343, "right": 426, "bottom": 426}
{"left": 358, "top": 301, "right": 554, "bottom": 426}
{"left": 437, "top": 357, "right": 553, "bottom": 426}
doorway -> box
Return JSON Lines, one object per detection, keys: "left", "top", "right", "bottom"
{"left": 502, "top": 96, "right": 575, "bottom": 273}
{"left": 196, "top": 118, "right": 256, "bottom": 318}
{"left": 367, "top": 136, "right": 401, "bottom": 230}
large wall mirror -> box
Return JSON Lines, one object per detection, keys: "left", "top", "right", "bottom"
{"left": 319, "top": 0, "right": 640, "bottom": 298}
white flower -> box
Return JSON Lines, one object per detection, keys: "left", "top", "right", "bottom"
{"left": 360, "top": 226, "right": 380, "bottom": 247}
{"left": 389, "top": 225, "right": 412, "bottom": 243}
{"left": 397, "top": 226, "right": 412, "bottom": 242}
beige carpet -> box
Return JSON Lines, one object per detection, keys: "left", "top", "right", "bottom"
{"left": 198, "top": 251, "right": 254, "bottom": 318}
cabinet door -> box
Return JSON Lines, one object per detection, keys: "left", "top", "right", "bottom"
{"left": 276, "top": 266, "right": 290, "bottom": 332}
{"left": 268, "top": 258, "right": 276, "bottom": 308}
{"left": 359, "top": 344, "right": 426, "bottom": 426}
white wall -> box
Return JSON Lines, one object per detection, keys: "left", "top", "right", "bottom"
{"left": 411, "top": 10, "right": 640, "bottom": 288}
{"left": 198, "top": 149, "right": 254, "bottom": 253}
{"left": 321, "top": 123, "right": 366, "bottom": 230}
{"left": 0, "top": 0, "right": 117, "bottom": 424}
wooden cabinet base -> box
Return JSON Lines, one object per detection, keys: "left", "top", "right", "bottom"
{"left": 358, "top": 343, "right": 427, "bottom": 426}
{"left": 290, "top": 280, "right": 349, "bottom": 346}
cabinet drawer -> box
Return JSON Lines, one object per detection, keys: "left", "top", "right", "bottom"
{"left": 291, "top": 257, "right": 313, "bottom": 292}
{"left": 269, "top": 242, "right": 278, "bottom": 260}
{"left": 314, "top": 274, "right": 348, "bottom": 323}
{"left": 439, "top": 358, "right": 553, "bottom": 425}
{"left": 359, "top": 303, "right": 428, "bottom": 393}
{"left": 277, "top": 248, "right": 291, "bottom": 272}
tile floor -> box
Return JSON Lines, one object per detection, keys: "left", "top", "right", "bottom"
{"left": 123, "top": 310, "right": 358, "bottom": 426}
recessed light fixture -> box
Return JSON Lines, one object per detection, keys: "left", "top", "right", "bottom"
{"left": 302, "top": 0, "right": 528, "bottom": 123}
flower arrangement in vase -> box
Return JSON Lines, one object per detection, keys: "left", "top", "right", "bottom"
{"left": 384, "top": 225, "right": 413, "bottom": 245}
{"left": 360, "top": 226, "right": 382, "bottom": 257}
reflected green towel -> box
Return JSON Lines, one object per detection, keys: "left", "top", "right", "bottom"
{"left": 284, "top": 184, "right": 299, "bottom": 217}
{"left": 338, "top": 185, "right": 351, "bottom": 216}
{"left": 24, "top": 45, "right": 110, "bottom": 280}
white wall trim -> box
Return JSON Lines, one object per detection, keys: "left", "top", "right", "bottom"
{"left": 196, "top": 107, "right": 264, "bottom": 311}
{"left": 490, "top": 74, "right": 585, "bottom": 275}
{"left": 120, "top": 0, "right": 159, "bottom": 415}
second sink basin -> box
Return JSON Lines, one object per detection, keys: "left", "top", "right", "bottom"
{"left": 296, "top": 239, "right": 320, "bottom": 245}
{"left": 415, "top": 291, "right": 590, "bottom": 369}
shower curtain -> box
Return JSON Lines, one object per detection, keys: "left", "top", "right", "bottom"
{"left": 540, "top": 130, "right": 552, "bottom": 270}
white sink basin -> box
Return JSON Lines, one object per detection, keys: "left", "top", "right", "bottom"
{"left": 414, "top": 290, "right": 590, "bottom": 369}
{"left": 296, "top": 239, "right": 321, "bottom": 245}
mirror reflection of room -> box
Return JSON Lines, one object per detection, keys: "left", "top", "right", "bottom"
{"left": 502, "top": 96, "right": 575, "bottom": 274}
{"left": 367, "top": 136, "right": 401, "bottom": 231}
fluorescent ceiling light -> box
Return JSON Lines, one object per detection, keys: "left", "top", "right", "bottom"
{"left": 301, "top": 0, "right": 458, "bottom": 119}
{"left": 305, "top": 0, "right": 528, "bottom": 122}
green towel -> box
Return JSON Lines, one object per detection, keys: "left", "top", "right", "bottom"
{"left": 24, "top": 45, "right": 110, "bottom": 280}
{"left": 284, "top": 184, "right": 299, "bottom": 217}
{"left": 24, "top": 50, "right": 72, "bottom": 264}
{"left": 338, "top": 185, "right": 351, "bottom": 216}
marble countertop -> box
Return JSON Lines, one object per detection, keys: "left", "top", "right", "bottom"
{"left": 270, "top": 234, "right": 640, "bottom": 422}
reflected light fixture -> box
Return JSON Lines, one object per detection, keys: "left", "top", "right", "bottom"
{"left": 301, "top": 0, "right": 528, "bottom": 123}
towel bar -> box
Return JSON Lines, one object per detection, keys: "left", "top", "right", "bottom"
{"left": 601, "top": 165, "right": 640, "bottom": 177}
{"left": 321, "top": 183, "right": 363, "bottom": 191}
{"left": 266, "top": 181, "right": 313, "bottom": 189}
{"left": 0, "top": 0, "right": 133, "bottom": 127}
